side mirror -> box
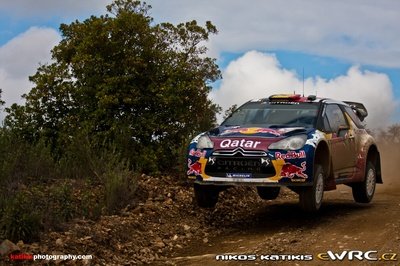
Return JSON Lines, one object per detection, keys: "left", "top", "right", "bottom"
{"left": 355, "top": 108, "right": 367, "bottom": 121}
{"left": 343, "top": 101, "right": 368, "bottom": 122}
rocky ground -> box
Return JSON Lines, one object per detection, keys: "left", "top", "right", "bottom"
{"left": 0, "top": 174, "right": 296, "bottom": 265}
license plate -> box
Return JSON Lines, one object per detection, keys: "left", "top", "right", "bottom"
{"left": 226, "top": 173, "right": 252, "bottom": 178}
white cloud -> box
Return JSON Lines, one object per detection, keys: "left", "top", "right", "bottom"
{"left": 147, "top": 0, "right": 400, "bottom": 68}
{"left": 210, "top": 51, "right": 396, "bottom": 128}
{"left": 0, "top": 27, "right": 61, "bottom": 118}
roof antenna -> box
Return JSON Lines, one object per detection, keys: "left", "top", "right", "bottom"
{"left": 302, "top": 68, "right": 305, "bottom": 97}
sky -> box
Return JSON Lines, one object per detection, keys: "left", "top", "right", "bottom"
{"left": 0, "top": 0, "right": 399, "bottom": 128}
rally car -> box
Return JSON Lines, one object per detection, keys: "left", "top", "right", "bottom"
{"left": 187, "top": 94, "right": 382, "bottom": 211}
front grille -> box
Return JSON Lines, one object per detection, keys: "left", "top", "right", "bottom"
{"left": 205, "top": 156, "right": 275, "bottom": 178}
{"left": 212, "top": 148, "right": 267, "bottom": 157}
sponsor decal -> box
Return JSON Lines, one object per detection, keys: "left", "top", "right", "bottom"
{"left": 226, "top": 173, "right": 252, "bottom": 178}
{"left": 188, "top": 148, "right": 206, "bottom": 158}
{"left": 187, "top": 159, "right": 202, "bottom": 176}
{"left": 276, "top": 127, "right": 305, "bottom": 134}
{"left": 221, "top": 127, "right": 281, "bottom": 136}
{"left": 291, "top": 178, "right": 306, "bottom": 182}
{"left": 317, "top": 250, "right": 397, "bottom": 262}
{"left": 219, "top": 139, "right": 262, "bottom": 149}
{"left": 261, "top": 157, "right": 270, "bottom": 166}
{"left": 269, "top": 101, "right": 300, "bottom": 105}
{"left": 208, "top": 156, "right": 216, "bottom": 165}
{"left": 217, "top": 159, "right": 261, "bottom": 167}
{"left": 275, "top": 150, "right": 306, "bottom": 160}
{"left": 305, "top": 130, "right": 324, "bottom": 148}
{"left": 280, "top": 162, "right": 307, "bottom": 179}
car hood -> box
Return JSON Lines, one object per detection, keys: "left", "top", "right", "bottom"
{"left": 210, "top": 126, "right": 309, "bottom": 138}
{"left": 207, "top": 126, "right": 312, "bottom": 151}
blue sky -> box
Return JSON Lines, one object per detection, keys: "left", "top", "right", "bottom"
{"left": 218, "top": 50, "right": 400, "bottom": 97}
{"left": 0, "top": 1, "right": 399, "bottom": 127}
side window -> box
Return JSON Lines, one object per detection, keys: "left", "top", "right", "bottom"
{"left": 317, "top": 106, "right": 331, "bottom": 132}
{"left": 325, "top": 104, "right": 348, "bottom": 133}
{"left": 322, "top": 113, "right": 332, "bottom": 132}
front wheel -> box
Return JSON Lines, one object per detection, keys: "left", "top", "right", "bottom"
{"left": 299, "top": 164, "right": 325, "bottom": 212}
{"left": 194, "top": 184, "right": 219, "bottom": 208}
{"left": 352, "top": 161, "right": 376, "bottom": 203}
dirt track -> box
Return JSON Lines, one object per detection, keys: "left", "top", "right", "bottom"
{"left": 167, "top": 145, "right": 400, "bottom": 265}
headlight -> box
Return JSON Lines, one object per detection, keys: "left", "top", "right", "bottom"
{"left": 268, "top": 135, "right": 307, "bottom": 150}
{"left": 196, "top": 135, "right": 214, "bottom": 149}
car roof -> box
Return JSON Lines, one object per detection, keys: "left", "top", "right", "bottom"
{"left": 245, "top": 94, "right": 368, "bottom": 121}
{"left": 252, "top": 94, "right": 347, "bottom": 106}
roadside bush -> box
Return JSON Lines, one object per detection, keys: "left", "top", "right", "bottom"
{"left": 104, "top": 166, "right": 137, "bottom": 214}
{"left": 0, "top": 131, "right": 57, "bottom": 242}
{"left": 80, "top": 180, "right": 103, "bottom": 220}
{"left": 0, "top": 130, "right": 56, "bottom": 189}
{"left": 0, "top": 191, "right": 42, "bottom": 242}
{"left": 57, "top": 130, "right": 102, "bottom": 180}
{"left": 0, "top": 127, "right": 139, "bottom": 242}
{"left": 49, "top": 182, "right": 76, "bottom": 223}
{"left": 175, "top": 137, "right": 194, "bottom": 180}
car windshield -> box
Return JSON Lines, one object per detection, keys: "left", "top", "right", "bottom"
{"left": 222, "top": 101, "right": 320, "bottom": 128}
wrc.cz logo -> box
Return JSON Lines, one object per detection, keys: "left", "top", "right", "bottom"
{"left": 317, "top": 250, "right": 397, "bottom": 262}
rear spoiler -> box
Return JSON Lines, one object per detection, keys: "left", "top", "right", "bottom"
{"left": 344, "top": 101, "right": 368, "bottom": 121}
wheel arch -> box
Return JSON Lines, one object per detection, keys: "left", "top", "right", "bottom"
{"left": 314, "top": 140, "right": 331, "bottom": 180}
{"left": 366, "top": 144, "right": 382, "bottom": 184}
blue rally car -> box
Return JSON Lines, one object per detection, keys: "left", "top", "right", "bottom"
{"left": 187, "top": 94, "right": 382, "bottom": 211}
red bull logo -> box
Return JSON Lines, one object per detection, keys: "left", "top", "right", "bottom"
{"left": 280, "top": 162, "right": 307, "bottom": 179}
{"left": 275, "top": 150, "right": 306, "bottom": 160}
{"left": 221, "top": 127, "right": 281, "bottom": 136}
{"left": 187, "top": 159, "right": 202, "bottom": 175}
{"left": 189, "top": 148, "right": 206, "bottom": 158}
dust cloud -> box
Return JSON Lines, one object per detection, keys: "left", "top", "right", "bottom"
{"left": 377, "top": 142, "right": 400, "bottom": 192}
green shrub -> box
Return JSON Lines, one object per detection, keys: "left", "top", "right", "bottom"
{"left": 0, "top": 130, "right": 56, "bottom": 189}
{"left": 0, "top": 192, "right": 42, "bottom": 242}
{"left": 103, "top": 162, "right": 137, "bottom": 214}
{"left": 49, "top": 182, "right": 76, "bottom": 222}
{"left": 0, "top": 127, "right": 139, "bottom": 240}
{"left": 57, "top": 132, "right": 99, "bottom": 179}
{"left": 80, "top": 184, "right": 103, "bottom": 220}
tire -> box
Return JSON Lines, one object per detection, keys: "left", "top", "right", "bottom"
{"left": 257, "top": 187, "right": 280, "bottom": 200}
{"left": 352, "top": 161, "right": 376, "bottom": 203}
{"left": 194, "top": 184, "right": 219, "bottom": 208}
{"left": 299, "top": 164, "right": 325, "bottom": 212}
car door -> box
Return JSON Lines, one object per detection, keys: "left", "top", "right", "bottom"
{"left": 324, "top": 104, "right": 357, "bottom": 177}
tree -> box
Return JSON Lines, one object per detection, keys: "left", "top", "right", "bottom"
{"left": 0, "top": 89, "right": 5, "bottom": 108}
{"left": 223, "top": 104, "right": 238, "bottom": 120}
{"left": 379, "top": 124, "right": 400, "bottom": 144}
{"left": 5, "top": 0, "right": 221, "bottom": 172}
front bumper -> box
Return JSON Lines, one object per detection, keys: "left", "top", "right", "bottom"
{"left": 188, "top": 153, "right": 313, "bottom": 187}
